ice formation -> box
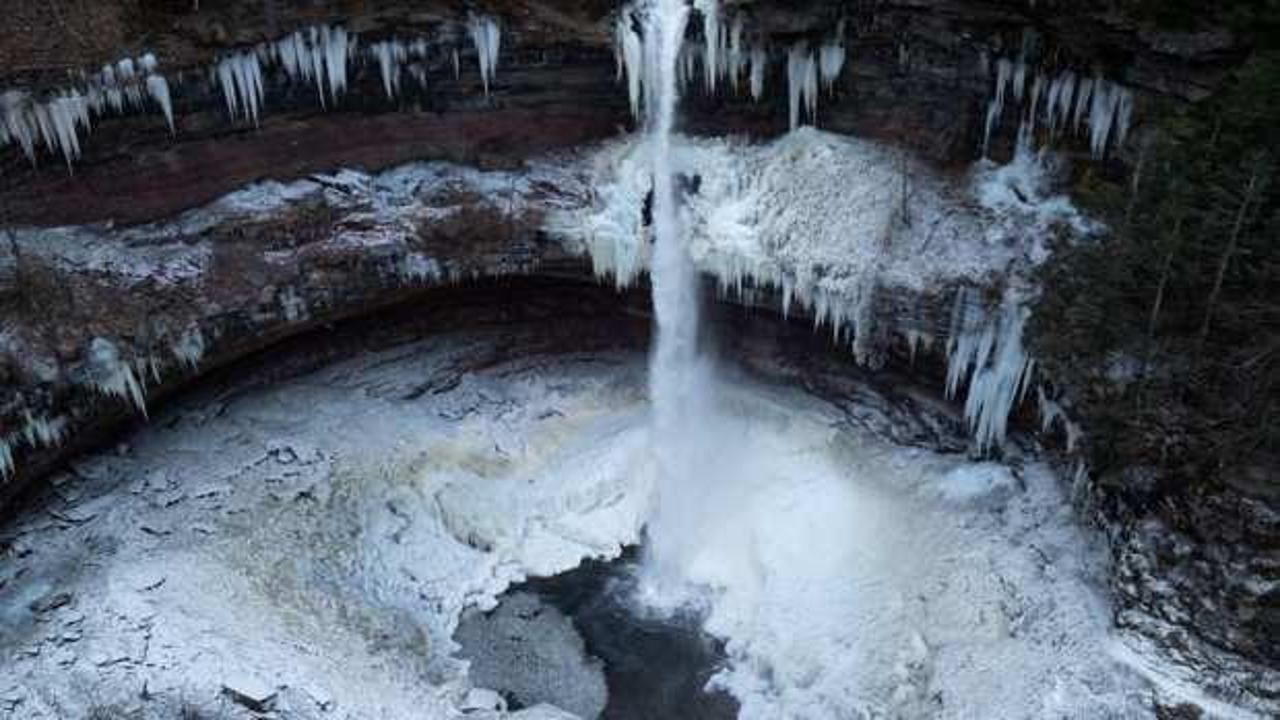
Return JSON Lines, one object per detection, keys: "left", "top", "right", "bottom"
{"left": 0, "top": 436, "right": 13, "bottom": 479}
{"left": 616, "top": 1, "right": 771, "bottom": 115}
{"left": 215, "top": 51, "right": 265, "bottom": 125}
{"left": 85, "top": 337, "right": 149, "bottom": 418}
{"left": 615, "top": 11, "right": 645, "bottom": 119}
{"left": 945, "top": 288, "right": 1036, "bottom": 451}
{"left": 1037, "top": 385, "right": 1084, "bottom": 452}
{"left": 0, "top": 52, "right": 174, "bottom": 168}
{"left": 982, "top": 57, "right": 1134, "bottom": 159}
{"left": 369, "top": 38, "right": 431, "bottom": 100}
{"left": 819, "top": 25, "right": 848, "bottom": 92}
{"left": 171, "top": 327, "right": 207, "bottom": 370}
{"left": 21, "top": 410, "right": 69, "bottom": 451}
{"left": 694, "top": 0, "right": 722, "bottom": 93}
{"left": 271, "top": 25, "right": 353, "bottom": 107}
{"left": 372, "top": 41, "right": 408, "bottom": 99}
{"left": 787, "top": 43, "right": 819, "bottom": 130}
{"left": 468, "top": 14, "right": 502, "bottom": 95}
{"left": 749, "top": 47, "right": 767, "bottom": 101}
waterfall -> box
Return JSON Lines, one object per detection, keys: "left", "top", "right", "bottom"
{"left": 634, "top": 0, "right": 711, "bottom": 601}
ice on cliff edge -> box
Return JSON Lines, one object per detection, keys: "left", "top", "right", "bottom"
{"left": 546, "top": 129, "right": 1097, "bottom": 451}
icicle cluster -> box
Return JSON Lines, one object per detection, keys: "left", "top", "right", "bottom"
{"left": 468, "top": 13, "right": 501, "bottom": 95}
{"left": 945, "top": 288, "right": 1036, "bottom": 452}
{"left": 982, "top": 56, "right": 1134, "bottom": 159}
{"left": 0, "top": 53, "right": 174, "bottom": 168}
{"left": 171, "top": 327, "right": 206, "bottom": 370}
{"left": 615, "top": 0, "right": 771, "bottom": 120}
{"left": 86, "top": 338, "right": 149, "bottom": 418}
{"left": 371, "top": 39, "right": 432, "bottom": 99}
{"left": 787, "top": 23, "right": 846, "bottom": 131}
{"left": 787, "top": 43, "right": 818, "bottom": 131}
{"left": 215, "top": 51, "right": 265, "bottom": 125}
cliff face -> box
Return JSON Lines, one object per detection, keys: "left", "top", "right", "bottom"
{"left": 1, "top": 0, "right": 1273, "bottom": 713}
{"left": 0, "top": 0, "right": 1247, "bottom": 226}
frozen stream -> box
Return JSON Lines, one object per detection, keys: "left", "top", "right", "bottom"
{"left": 0, "top": 325, "right": 1157, "bottom": 719}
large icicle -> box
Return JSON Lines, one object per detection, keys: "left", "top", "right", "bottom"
{"left": 694, "top": 0, "right": 723, "bottom": 93}
{"left": 371, "top": 40, "right": 408, "bottom": 99}
{"left": 468, "top": 13, "right": 501, "bottom": 95}
{"left": 146, "top": 74, "right": 175, "bottom": 132}
{"left": 272, "top": 25, "right": 353, "bottom": 107}
{"left": 787, "top": 43, "right": 818, "bottom": 131}
{"left": 616, "top": 10, "right": 645, "bottom": 119}
{"left": 945, "top": 289, "right": 1035, "bottom": 452}
{"left": 749, "top": 47, "right": 767, "bottom": 101}
{"left": 216, "top": 51, "right": 265, "bottom": 125}
{"left": 818, "top": 23, "right": 847, "bottom": 92}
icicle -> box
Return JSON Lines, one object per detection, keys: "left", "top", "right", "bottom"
{"left": 146, "top": 74, "right": 175, "bottom": 132}
{"left": 818, "top": 23, "right": 847, "bottom": 93}
{"left": 271, "top": 25, "right": 352, "bottom": 108}
{"left": 22, "top": 410, "right": 67, "bottom": 450}
{"left": 1088, "top": 78, "right": 1116, "bottom": 158}
{"left": 1012, "top": 59, "right": 1027, "bottom": 102}
{"left": 0, "top": 437, "right": 13, "bottom": 480}
{"left": 982, "top": 58, "right": 1013, "bottom": 157}
{"left": 945, "top": 289, "right": 1034, "bottom": 452}
{"left": 372, "top": 40, "right": 407, "bottom": 99}
{"left": 694, "top": 0, "right": 722, "bottom": 93}
{"left": 1024, "top": 73, "right": 1043, "bottom": 137}
{"left": 323, "top": 26, "right": 350, "bottom": 103}
{"left": 468, "top": 13, "right": 501, "bottom": 95}
{"left": 87, "top": 338, "right": 149, "bottom": 419}
{"left": 216, "top": 51, "right": 264, "bottom": 125}
{"left": 1114, "top": 85, "right": 1134, "bottom": 149}
{"left": 749, "top": 47, "right": 766, "bottom": 101}
{"left": 171, "top": 327, "right": 206, "bottom": 370}
{"left": 616, "top": 11, "right": 644, "bottom": 119}
{"left": 1073, "top": 76, "right": 1094, "bottom": 132}
{"left": 787, "top": 43, "right": 818, "bottom": 131}
{"left": 728, "top": 15, "right": 745, "bottom": 93}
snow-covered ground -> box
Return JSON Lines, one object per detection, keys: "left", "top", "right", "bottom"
{"left": 0, "top": 328, "right": 1179, "bottom": 719}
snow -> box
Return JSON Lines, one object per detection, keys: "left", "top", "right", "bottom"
{"left": 0, "top": 331, "right": 1175, "bottom": 719}
{"left": 468, "top": 14, "right": 502, "bottom": 96}
{"left": 626, "top": 380, "right": 1153, "bottom": 719}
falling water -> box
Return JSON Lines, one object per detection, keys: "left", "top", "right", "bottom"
{"left": 637, "top": 0, "right": 711, "bottom": 601}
